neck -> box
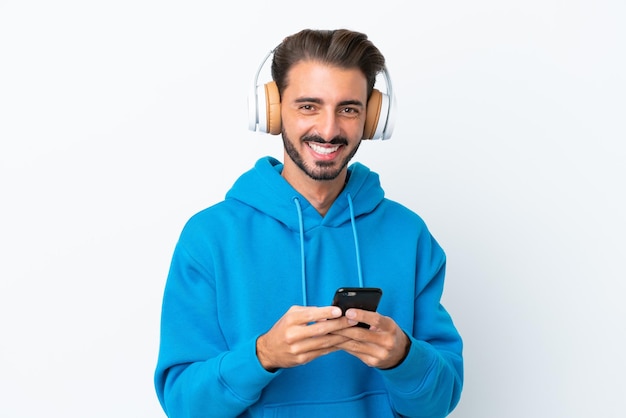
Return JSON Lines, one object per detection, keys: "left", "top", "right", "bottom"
{"left": 281, "top": 162, "right": 347, "bottom": 217}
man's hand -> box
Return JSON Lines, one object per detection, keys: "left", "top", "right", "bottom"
{"left": 256, "top": 305, "right": 350, "bottom": 371}
{"left": 332, "top": 308, "right": 411, "bottom": 370}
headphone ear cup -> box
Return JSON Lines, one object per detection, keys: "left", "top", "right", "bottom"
{"left": 265, "top": 81, "right": 282, "bottom": 135}
{"left": 363, "top": 89, "right": 383, "bottom": 140}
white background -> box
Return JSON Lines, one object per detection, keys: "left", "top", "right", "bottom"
{"left": 1, "top": 1, "right": 624, "bottom": 417}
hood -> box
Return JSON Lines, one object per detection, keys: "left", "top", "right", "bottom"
{"left": 225, "top": 156, "right": 385, "bottom": 231}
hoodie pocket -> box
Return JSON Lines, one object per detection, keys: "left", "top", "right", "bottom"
{"left": 262, "top": 390, "right": 396, "bottom": 418}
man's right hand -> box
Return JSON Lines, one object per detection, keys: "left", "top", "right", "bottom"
{"left": 256, "top": 305, "right": 350, "bottom": 371}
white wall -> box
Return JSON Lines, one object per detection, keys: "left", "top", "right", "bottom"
{"left": 1, "top": 1, "right": 624, "bottom": 417}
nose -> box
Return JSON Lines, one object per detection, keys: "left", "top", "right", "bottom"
{"left": 316, "top": 110, "right": 341, "bottom": 141}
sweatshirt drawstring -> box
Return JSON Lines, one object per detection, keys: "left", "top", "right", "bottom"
{"left": 292, "top": 194, "right": 364, "bottom": 306}
{"left": 347, "top": 193, "right": 364, "bottom": 288}
{"left": 293, "top": 197, "right": 308, "bottom": 306}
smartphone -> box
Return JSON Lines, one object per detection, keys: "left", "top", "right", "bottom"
{"left": 332, "top": 287, "right": 383, "bottom": 328}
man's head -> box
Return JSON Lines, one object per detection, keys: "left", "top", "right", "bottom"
{"left": 272, "top": 29, "right": 386, "bottom": 182}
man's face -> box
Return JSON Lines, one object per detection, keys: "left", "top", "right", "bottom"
{"left": 280, "top": 61, "right": 368, "bottom": 181}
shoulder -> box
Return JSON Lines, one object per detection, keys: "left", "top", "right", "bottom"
{"left": 175, "top": 200, "right": 246, "bottom": 242}
{"left": 378, "top": 198, "right": 429, "bottom": 228}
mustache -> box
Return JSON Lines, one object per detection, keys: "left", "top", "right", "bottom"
{"left": 302, "top": 134, "right": 348, "bottom": 146}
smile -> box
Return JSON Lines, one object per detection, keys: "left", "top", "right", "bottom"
{"left": 308, "top": 142, "right": 341, "bottom": 155}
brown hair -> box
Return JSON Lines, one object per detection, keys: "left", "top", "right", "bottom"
{"left": 271, "top": 29, "right": 386, "bottom": 99}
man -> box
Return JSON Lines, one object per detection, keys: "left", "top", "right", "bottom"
{"left": 155, "top": 28, "right": 463, "bottom": 418}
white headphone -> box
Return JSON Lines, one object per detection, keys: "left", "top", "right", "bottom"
{"left": 247, "top": 49, "right": 397, "bottom": 140}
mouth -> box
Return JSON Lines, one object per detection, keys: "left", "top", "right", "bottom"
{"left": 307, "top": 142, "right": 341, "bottom": 156}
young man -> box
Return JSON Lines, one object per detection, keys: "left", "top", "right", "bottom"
{"left": 155, "top": 29, "right": 463, "bottom": 417}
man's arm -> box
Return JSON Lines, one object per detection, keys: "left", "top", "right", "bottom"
{"left": 154, "top": 245, "right": 279, "bottom": 417}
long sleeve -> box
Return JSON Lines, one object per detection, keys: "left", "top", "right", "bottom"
{"left": 154, "top": 243, "right": 278, "bottom": 418}
{"left": 379, "top": 233, "right": 464, "bottom": 418}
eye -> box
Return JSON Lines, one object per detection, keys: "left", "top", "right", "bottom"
{"left": 340, "top": 107, "right": 360, "bottom": 116}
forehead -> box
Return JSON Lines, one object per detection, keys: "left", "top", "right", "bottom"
{"left": 283, "top": 60, "right": 368, "bottom": 101}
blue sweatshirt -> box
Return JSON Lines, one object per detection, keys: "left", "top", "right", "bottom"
{"left": 155, "top": 156, "right": 463, "bottom": 418}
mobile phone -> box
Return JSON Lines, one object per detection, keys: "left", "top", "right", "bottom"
{"left": 332, "top": 287, "right": 383, "bottom": 328}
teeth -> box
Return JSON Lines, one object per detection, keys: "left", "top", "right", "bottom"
{"left": 309, "top": 143, "right": 340, "bottom": 155}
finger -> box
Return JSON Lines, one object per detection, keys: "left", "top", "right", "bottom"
{"left": 334, "top": 338, "right": 393, "bottom": 369}
{"left": 345, "top": 308, "right": 384, "bottom": 330}
{"left": 284, "top": 339, "right": 348, "bottom": 367}
{"left": 283, "top": 332, "right": 352, "bottom": 367}
{"left": 289, "top": 305, "right": 343, "bottom": 325}
{"left": 298, "top": 333, "right": 352, "bottom": 353}
{"left": 281, "top": 307, "right": 346, "bottom": 344}
{"left": 303, "top": 316, "right": 355, "bottom": 339}
{"left": 332, "top": 324, "right": 383, "bottom": 345}
{"left": 334, "top": 338, "right": 383, "bottom": 360}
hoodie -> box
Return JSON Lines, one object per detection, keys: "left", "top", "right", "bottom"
{"left": 154, "top": 156, "right": 463, "bottom": 418}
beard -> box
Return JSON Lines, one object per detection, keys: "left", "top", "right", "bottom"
{"left": 282, "top": 131, "right": 361, "bottom": 181}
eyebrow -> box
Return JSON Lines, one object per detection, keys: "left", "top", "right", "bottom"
{"left": 294, "top": 97, "right": 365, "bottom": 107}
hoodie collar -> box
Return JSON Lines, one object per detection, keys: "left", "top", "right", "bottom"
{"left": 225, "top": 156, "right": 384, "bottom": 231}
